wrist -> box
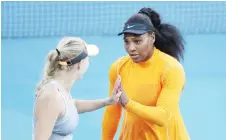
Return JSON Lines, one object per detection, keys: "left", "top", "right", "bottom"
{"left": 121, "top": 98, "right": 130, "bottom": 107}
{"left": 103, "top": 97, "right": 110, "bottom": 106}
{"left": 123, "top": 99, "right": 132, "bottom": 109}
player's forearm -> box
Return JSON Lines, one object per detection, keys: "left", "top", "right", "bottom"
{"left": 74, "top": 99, "right": 109, "bottom": 114}
{"left": 102, "top": 105, "right": 122, "bottom": 140}
{"left": 124, "top": 100, "right": 168, "bottom": 126}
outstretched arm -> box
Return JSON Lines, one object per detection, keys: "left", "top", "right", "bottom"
{"left": 73, "top": 91, "right": 121, "bottom": 114}
{"left": 74, "top": 98, "right": 109, "bottom": 114}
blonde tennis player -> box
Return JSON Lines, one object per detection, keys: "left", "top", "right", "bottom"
{"left": 102, "top": 8, "right": 190, "bottom": 140}
{"left": 33, "top": 37, "right": 122, "bottom": 140}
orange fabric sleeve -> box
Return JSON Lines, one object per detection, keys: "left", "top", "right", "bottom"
{"left": 124, "top": 65, "right": 185, "bottom": 126}
{"left": 102, "top": 62, "right": 122, "bottom": 140}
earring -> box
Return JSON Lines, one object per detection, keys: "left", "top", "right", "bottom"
{"left": 152, "top": 36, "right": 155, "bottom": 43}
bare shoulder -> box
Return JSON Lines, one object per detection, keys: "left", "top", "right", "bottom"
{"left": 35, "top": 82, "right": 64, "bottom": 115}
{"left": 37, "top": 82, "right": 61, "bottom": 102}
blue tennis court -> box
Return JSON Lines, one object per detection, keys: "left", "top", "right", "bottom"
{"left": 2, "top": 1, "right": 226, "bottom": 140}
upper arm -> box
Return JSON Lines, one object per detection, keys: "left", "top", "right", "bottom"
{"left": 34, "top": 86, "right": 63, "bottom": 140}
{"left": 157, "top": 64, "right": 185, "bottom": 111}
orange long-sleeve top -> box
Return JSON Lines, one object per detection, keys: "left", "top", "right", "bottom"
{"left": 102, "top": 47, "right": 190, "bottom": 140}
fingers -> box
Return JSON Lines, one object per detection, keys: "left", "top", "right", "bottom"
{"left": 119, "top": 82, "right": 124, "bottom": 92}
{"left": 116, "top": 91, "right": 122, "bottom": 97}
{"left": 113, "top": 75, "right": 121, "bottom": 93}
{"left": 115, "top": 76, "right": 121, "bottom": 88}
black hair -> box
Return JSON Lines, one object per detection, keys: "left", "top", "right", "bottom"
{"left": 127, "top": 8, "right": 185, "bottom": 61}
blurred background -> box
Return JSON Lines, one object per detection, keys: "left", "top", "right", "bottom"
{"left": 1, "top": 1, "right": 226, "bottom": 140}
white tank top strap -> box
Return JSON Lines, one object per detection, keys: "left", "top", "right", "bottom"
{"left": 50, "top": 81, "right": 70, "bottom": 119}
{"left": 35, "top": 80, "right": 69, "bottom": 118}
{"left": 56, "top": 87, "right": 69, "bottom": 115}
{"left": 35, "top": 79, "right": 54, "bottom": 99}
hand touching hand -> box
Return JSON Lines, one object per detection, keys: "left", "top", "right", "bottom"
{"left": 106, "top": 91, "right": 122, "bottom": 105}
{"left": 112, "top": 75, "right": 121, "bottom": 94}
{"left": 118, "top": 82, "right": 130, "bottom": 107}
{"left": 105, "top": 75, "right": 122, "bottom": 105}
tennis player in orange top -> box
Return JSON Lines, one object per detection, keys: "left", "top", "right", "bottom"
{"left": 102, "top": 7, "right": 190, "bottom": 140}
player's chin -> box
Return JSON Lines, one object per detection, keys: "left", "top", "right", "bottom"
{"left": 130, "top": 56, "right": 142, "bottom": 63}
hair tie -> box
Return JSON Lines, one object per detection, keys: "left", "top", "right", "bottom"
{"left": 56, "top": 49, "right": 60, "bottom": 56}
